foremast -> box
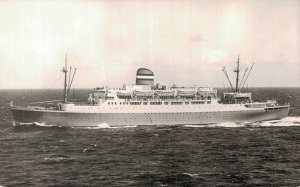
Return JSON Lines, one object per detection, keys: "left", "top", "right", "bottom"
{"left": 62, "top": 54, "right": 68, "bottom": 103}
{"left": 62, "top": 54, "right": 76, "bottom": 104}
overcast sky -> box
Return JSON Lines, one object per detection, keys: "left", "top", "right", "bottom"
{"left": 0, "top": 0, "right": 299, "bottom": 89}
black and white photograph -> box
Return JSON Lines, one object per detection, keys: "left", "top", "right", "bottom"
{"left": 0, "top": 0, "right": 299, "bottom": 186}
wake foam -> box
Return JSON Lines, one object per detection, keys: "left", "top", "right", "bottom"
{"left": 33, "top": 122, "right": 55, "bottom": 127}
{"left": 13, "top": 121, "right": 60, "bottom": 128}
{"left": 184, "top": 116, "right": 300, "bottom": 128}
{"left": 85, "top": 122, "right": 112, "bottom": 129}
{"left": 257, "top": 116, "right": 300, "bottom": 127}
{"left": 44, "top": 156, "right": 74, "bottom": 162}
{"left": 73, "top": 123, "right": 137, "bottom": 129}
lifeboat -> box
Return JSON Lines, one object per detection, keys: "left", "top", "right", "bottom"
{"left": 155, "top": 90, "right": 175, "bottom": 97}
{"left": 134, "top": 91, "right": 153, "bottom": 97}
{"left": 177, "top": 90, "right": 197, "bottom": 97}
{"left": 117, "top": 91, "right": 132, "bottom": 97}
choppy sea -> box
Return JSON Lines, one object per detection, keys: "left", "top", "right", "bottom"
{"left": 0, "top": 88, "right": 299, "bottom": 187}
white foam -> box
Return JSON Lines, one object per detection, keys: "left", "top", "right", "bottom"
{"left": 208, "top": 122, "right": 247, "bottom": 128}
{"left": 182, "top": 173, "right": 200, "bottom": 177}
{"left": 44, "top": 157, "right": 74, "bottom": 162}
{"left": 280, "top": 116, "right": 300, "bottom": 123}
{"left": 75, "top": 123, "right": 137, "bottom": 129}
{"left": 92, "top": 123, "right": 138, "bottom": 129}
{"left": 85, "top": 123, "right": 114, "bottom": 129}
{"left": 184, "top": 116, "right": 300, "bottom": 128}
{"left": 13, "top": 121, "right": 60, "bottom": 128}
{"left": 33, "top": 122, "right": 54, "bottom": 127}
{"left": 96, "top": 123, "right": 112, "bottom": 128}
{"left": 258, "top": 116, "right": 300, "bottom": 127}
{"left": 184, "top": 122, "right": 249, "bottom": 128}
{"left": 184, "top": 124, "right": 207, "bottom": 128}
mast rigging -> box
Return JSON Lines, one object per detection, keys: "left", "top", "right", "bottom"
{"left": 62, "top": 53, "right": 77, "bottom": 103}
{"left": 241, "top": 63, "right": 254, "bottom": 90}
{"left": 222, "top": 66, "right": 234, "bottom": 91}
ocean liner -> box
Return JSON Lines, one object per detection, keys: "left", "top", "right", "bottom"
{"left": 11, "top": 57, "right": 289, "bottom": 127}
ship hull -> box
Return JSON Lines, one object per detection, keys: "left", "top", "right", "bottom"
{"left": 11, "top": 106, "right": 289, "bottom": 127}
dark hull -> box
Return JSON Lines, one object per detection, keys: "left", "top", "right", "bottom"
{"left": 11, "top": 106, "right": 290, "bottom": 127}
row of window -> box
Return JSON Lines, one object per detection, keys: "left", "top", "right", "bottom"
{"left": 72, "top": 114, "right": 251, "bottom": 121}
{"left": 150, "top": 102, "right": 162, "bottom": 105}
{"left": 107, "top": 101, "right": 211, "bottom": 105}
{"left": 265, "top": 107, "right": 285, "bottom": 111}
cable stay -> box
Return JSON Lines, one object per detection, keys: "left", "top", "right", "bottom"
{"left": 222, "top": 66, "right": 234, "bottom": 91}
{"left": 67, "top": 68, "right": 77, "bottom": 96}
{"left": 241, "top": 63, "right": 254, "bottom": 90}
{"left": 239, "top": 67, "right": 249, "bottom": 88}
{"left": 68, "top": 66, "right": 72, "bottom": 90}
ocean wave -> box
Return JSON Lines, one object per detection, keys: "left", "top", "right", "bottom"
{"left": 184, "top": 116, "right": 300, "bottom": 128}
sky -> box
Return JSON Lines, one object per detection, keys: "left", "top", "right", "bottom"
{"left": 0, "top": 0, "right": 299, "bottom": 89}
